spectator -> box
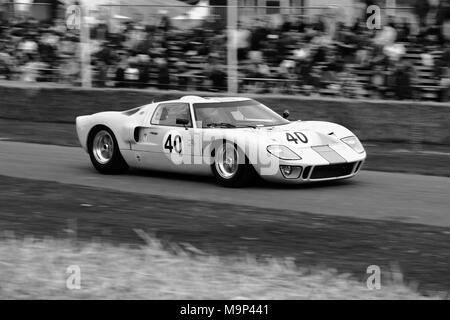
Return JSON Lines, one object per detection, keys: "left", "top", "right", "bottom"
{"left": 313, "top": 15, "right": 326, "bottom": 33}
{"left": 280, "top": 15, "right": 293, "bottom": 32}
{"left": 20, "top": 54, "right": 46, "bottom": 82}
{"left": 374, "top": 22, "right": 397, "bottom": 47}
{"left": 437, "top": 42, "right": 450, "bottom": 101}
{"left": 440, "top": 66, "right": 450, "bottom": 101}
{"left": 296, "top": 16, "right": 307, "bottom": 33}
{"left": 123, "top": 56, "right": 140, "bottom": 88}
{"left": 0, "top": 6, "right": 448, "bottom": 101}
{"left": 414, "top": 0, "right": 430, "bottom": 30}
{"left": 436, "top": 0, "right": 450, "bottom": 44}
{"left": 250, "top": 19, "right": 268, "bottom": 51}
{"left": 155, "top": 56, "right": 170, "bottom": 90}
{"left": 367, "top": 65, "right": 387, "bottom": 99}
{"left": 95, "top": 60, "right": 108, "bottom": 87}
{"left": 159, "top": 12, "right": 171, "bottom": 33}
{"left": 230, "top": 24, "right": 251, "bottom": 60}
{"left": 295, "top": 57, "right": 313, "bottom": 87}
{"left": 392, "top": 61, "right": 413, "bottom": 100}
{"left": 0, "top": 41, "right": 16, "bottom": 79}
{"left": 175, "top": 59, "right": 188, "bottom": 91}
{"left": 114, "top": 53, "right": 128, "bottom": 88}
{"left": 397, "top": 18, "right": 411, "bottom": 42}
{"left": 205, "top": 54, "right": 226, "bottom": 91}
{"left": 18, "top": 34, "right": 38, "bottom": 55}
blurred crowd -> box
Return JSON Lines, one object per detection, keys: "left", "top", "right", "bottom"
{"left": 0, "top": 0, "right": 449, "bottom": 102}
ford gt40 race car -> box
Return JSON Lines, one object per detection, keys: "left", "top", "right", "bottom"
{"left": 76, "top": 96, "right": 366, "bottom": 187}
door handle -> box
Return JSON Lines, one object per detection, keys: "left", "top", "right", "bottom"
{"left": 149, "top": 131, "right": 158, "bottom": 135}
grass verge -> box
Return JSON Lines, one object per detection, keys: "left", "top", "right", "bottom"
{"left": 0, "top": 236, "right": 439, "bottom": 299}
{"left": 1, "top": 175, "right": 450, "bottom": 296}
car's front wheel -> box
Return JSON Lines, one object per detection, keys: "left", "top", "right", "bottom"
{"left": 211, "top": 141, "right": 255, "bottom": 187}
{"left": 88, "top": 126, "right": 128, "bottom": 174}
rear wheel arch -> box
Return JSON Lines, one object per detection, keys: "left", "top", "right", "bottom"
{"left": 87, "top": 124, "right": 109, "bottom": 150}
{"left": 87, "top": 125, "right": 128, "bottom": 174}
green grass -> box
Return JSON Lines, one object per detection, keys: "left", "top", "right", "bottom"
{"left": 0, "top": 235, "right": 439, "bottom": 299}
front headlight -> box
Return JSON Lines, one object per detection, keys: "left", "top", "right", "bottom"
{"left": 267, "top": 145, "right": 302, "bottom": 160}
{"left": 341, "top": 136, "right": 364, "bottom": 153}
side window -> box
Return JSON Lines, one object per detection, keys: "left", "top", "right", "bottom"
{"left": 151, "top": 103, "right": 192, "bottom": 127}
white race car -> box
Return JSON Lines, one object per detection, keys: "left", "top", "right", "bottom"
{"left": 76, "top": 96, "right": 366, "bottom": 187}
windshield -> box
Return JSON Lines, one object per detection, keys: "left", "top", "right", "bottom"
{"left": 193, "top": 100, "right": 289, "bottom": 128}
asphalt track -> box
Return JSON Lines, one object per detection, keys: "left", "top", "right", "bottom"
{"left": 0, "top": 140, "right": 449, "bottom": 227}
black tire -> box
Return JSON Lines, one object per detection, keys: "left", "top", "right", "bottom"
{"left": 211, "top": 141, "right": 256, "bottom": 187}
{"left": 88, "top": 126, "right": 129, "bottom": 174}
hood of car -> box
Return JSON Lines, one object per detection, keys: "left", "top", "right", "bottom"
{"left": 257, "top": 121, "right": 353, "bottom": 148}
{"left": 266, "top": 129, "right": 341, "bottom": 148}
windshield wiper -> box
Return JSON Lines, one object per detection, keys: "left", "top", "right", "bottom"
{"left": 237, "top": 124, "right": 257, "bottom": 129}
{"left": 206, "top": 122, "right": 236, "bottom": 128}
{"left": 206, "top": 123, "right": 258, "bottom": 129}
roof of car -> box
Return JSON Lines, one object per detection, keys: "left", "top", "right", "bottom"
{"left": 178, "top": 96, "right": 251, "bottom": 104}
{"left": 142, "top": 96, "right": 252, "bottom": 109}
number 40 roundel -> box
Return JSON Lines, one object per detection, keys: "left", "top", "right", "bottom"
{"left": 164, "top": 133, "right": 182, "bottom": 154}
{"left": 286, "top": 132, "right": 308, "bottom": 144}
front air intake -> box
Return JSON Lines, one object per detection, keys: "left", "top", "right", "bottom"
{"left": 310, "top": 163, "right": 356, "bottom": 180}
{"left": 302, "top": 166, "right": 312, "bottom": 179}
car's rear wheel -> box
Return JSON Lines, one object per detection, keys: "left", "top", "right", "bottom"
{"left": 88, "top": 126, "right": 128, "bottom": 174}
{"left": 211, "top": 141, "right": 255, "bottom": 187}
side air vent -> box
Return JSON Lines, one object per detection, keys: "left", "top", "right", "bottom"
{"left": 134, "top": 127, "right": 140, "bottom": 142}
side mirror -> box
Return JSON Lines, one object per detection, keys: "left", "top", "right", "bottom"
{"left": 282, "top": 110, "right": 290, "bottom": 119}
{"left": 176, "top": 118, "right": 190, "bottom": 126}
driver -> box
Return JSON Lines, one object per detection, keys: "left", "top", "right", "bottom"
{"left": 197, "top": 108, "right": 224, "bottom": 127}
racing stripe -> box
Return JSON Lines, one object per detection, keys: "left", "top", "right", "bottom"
{"left": 312, "top": 145, "right": 346, "bottom": 164}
